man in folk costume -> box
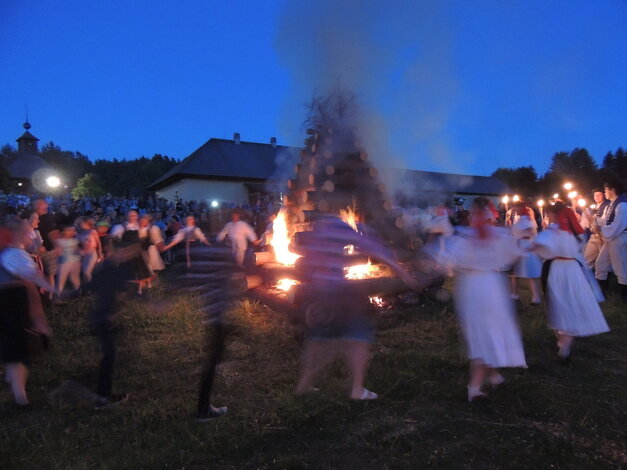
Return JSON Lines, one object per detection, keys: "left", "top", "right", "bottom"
{"left": 531, "top": 202, "right": 609, "bottom": 359}
{"left": 594, "top": 180, "right": 627, "bottom": 301}
{"left": 583, "top": 189, "right": 611, "bottom": 271}
{"left": 215, "top": 209, "right": 259, "bottom": 267}
{"left": 171, "top": 244, "right": 241, "bottom": 421}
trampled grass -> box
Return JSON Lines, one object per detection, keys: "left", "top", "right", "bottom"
{"left": 1, "top": 279, "right": 625, "bottom": 469}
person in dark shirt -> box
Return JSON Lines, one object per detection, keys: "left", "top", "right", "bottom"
{"left": 34, "top": 199, "right": 59, "bottom": 293}
{"left": 87, "top": 240, "right": 139, "bottom": 409}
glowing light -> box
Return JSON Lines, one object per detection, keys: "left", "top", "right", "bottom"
{"left": 563, "top": 182, "right": 573, "bottom": 191}
{"left": 537, "top": 199, "right": 545, "bottom": 207}
{"left": 590, "top": 204, "right": 597, "bottom": 209}
{"left": 501, "top": 195, "right": 510, "bottom": 204}
{"left": 211, "top": 200, "right": 219, "bottom": 208}
{"left": 276, "top": 279, "right": 299, "bottom": 292}
{"left": 513, "top": 195, "right": 520, "bottom": 202}
{"left": 271, "top": 208, "right": 300, "bottom": 266}
{"left": 46, "top": 176, "right": 60, "bottom": 188}
{"left": 369, "top": 296, "right": 384, "bottom": 307}
{"left": 345, "top": 261, "right": 376, "bottom": 280}
{"left": 344, "top": 244, "right": 356, "bottom": 255}
{"left": 577, "top": 198, "right": 587, "bottom": 208}
{"left": 17, "top": 182, "right": 23, "bottom": 187}
{"left": 568, "top": 191, "right": 577, "bottom": 199}
{"left": 339, "top": 206, "right": 359, "bottom": 232}
{"left": 552, "top": 193, "right": 559, "bottom": 199}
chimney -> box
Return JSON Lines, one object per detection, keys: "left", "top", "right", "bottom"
{"left": 233, "top": 132, "right": 241, "bottom": 144}
{"left": 270, "top": 137, "right": 277, "bottom": 148}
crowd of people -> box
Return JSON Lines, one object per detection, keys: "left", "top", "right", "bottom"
{"left": 0, "top": 178, "right": 624, "bottom": 418}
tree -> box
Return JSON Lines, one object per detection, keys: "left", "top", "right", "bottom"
{"left": 71, "top": 173, "right": 106, "bottom": 200}
{"left": 541, "top": 148, "right": 601, "bottom": 196}
{"left": 600, "top": 147, "right": 627, "bottom": 189}
{"left": 491, "top": 166, "right": 539, "bottom": 197}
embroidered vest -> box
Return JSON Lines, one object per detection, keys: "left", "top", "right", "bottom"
{"left": 606, "top": 195, "right": 627, "bottom": 226}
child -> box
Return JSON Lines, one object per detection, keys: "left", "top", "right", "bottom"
{"left": 531, "top": 202, "right": 609, "bottom": 358}
{"left": 56, "top": 225, "right": 81, "bottom": 297}
{"left": 510, "top": 208, "right": 542, "bottom": 304}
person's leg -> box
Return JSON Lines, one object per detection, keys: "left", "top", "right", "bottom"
{"left": 5, "top": 362, "right": 29, "bottom": 405}
{"left": 510, "top": 277, "right": 519, "bottom": 299}
{"left": 607, "top": 236, "right": 627, "bottom": 292}
{"left": 529, "top": 278, "right": 542, "bottom": 304}
{"left": 96, "top": 329, "right": 116, "bottom": 397}
{"left": 295, "top": 340, "right": 337, "bottom": 394}
{"left": 468, "top": 360, "right": 488, "bottom": 401}
{"left": 343, "top": 340, "right": 373, "bottom": 399}
{"left": 57, "top": 262, "right": 70, "bottom": 295}
{"left": 69, "top": 261, "right": 81, "bottom": 291}
{"left": 83, "top": 252, "right": 97, "bottom": 283}
{"left": 557, "top": 331, "right": 575, "bottom": 358}
{"left": 584, "top": 237, "right": 601, "bottom": 270}
{"left": 197, "top": 322, "right": 227, "bottom": 419}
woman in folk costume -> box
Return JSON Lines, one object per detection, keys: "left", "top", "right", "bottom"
{"left": 510, "top": 203, "right": 543, "bottom": 304}
{"left": 0, "top": 219, "right": 53, "bottom": 406}
{"left": 110, "top": 210, "right": 153, "bottom": 295}
{"left": 140, "top": 214, "right": 165, "bottom": 276}
{"left": 530, "top": 202, "right": 609, "bottom": 359}
{"left": 440, "top": 197, "right": 526, "bottom": 402}
{"left": 162, "top": 215, "right": 211, "bottom": 268}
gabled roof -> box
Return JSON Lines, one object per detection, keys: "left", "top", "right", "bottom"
{"left": 384, "top": 168, "right": 511, "bottom": 196}
{"left": 149, "top": 138, "right": 299, "bottom": 190}
{"left": 149, "top": 136, "right": 510, "bottom": 197}
{"left": 16, "top": 130, "right": 40, "bottom": 142}
{"left": 2, "top": 153, "right": 53, "bottom": 179}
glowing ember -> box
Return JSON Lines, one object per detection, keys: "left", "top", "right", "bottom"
{"left": 271, "top": 208, "right": 301, "bottom": 266}
{"left": 276, "top": 279, "right": 299, "bottom": 291}
{"left": 345, "top": 261, "right": 377, "bottom": 280}
{"left": 339, "top": 206, "right": 359, "bottom": 232}
{"left": 369, "top": 296, "right": 384, "bottom": 307}
{"left": 344, "top": 244, "right": 355, "bottom": 255}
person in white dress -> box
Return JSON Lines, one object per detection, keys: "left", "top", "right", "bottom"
{"left": 438, "top": 198, "right": 526, "bottom": 402}
{"left": 215, "top": 210, "right": 259, "bottom": 266}
{"left": 510, "top": 205, "right": 542, "bottom": 304}
{"left": 531, "top": 202, "right": 609, "bottom": 359}
{"left": 594, "top": 180, "right": 627, "bottom": 301}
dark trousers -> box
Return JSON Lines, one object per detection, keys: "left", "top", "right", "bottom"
{"left": 96, "top": 328, "right": 116, "bottom": 397}
{"left": 197, "top": 322, "right": 225, "bottom": 416}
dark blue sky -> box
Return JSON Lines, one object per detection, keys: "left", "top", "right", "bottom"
{"left": 1, "top": 0, "right": 626, "bottom": 176}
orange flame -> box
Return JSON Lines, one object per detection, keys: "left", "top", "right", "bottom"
{"left": 345, "top": 261, "right": 376, "bottom": 279}
{"left": 339, "top": 206, "right": 359, "bottom": 232}
{"left": 369, "top": 296, "right": 384, "bottom": 307}
{"left": 276, "top": 279, "right": 299, "bottom": 291}
{"left": 271, "top": 208, "right": 301, "bottom": 266}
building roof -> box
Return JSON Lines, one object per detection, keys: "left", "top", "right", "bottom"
{"left": 149, "top": 138, "right": 298, "bottom": 190}
{"left": 149, "top": 136, "right": 510, "bottom": 197}
{"left": 1, "top": 153, "right": 53, "bottom": 179}
{"left": 383, "top": 168, "right": 511, "bottom": 196}
{"left": 16, "top": 130, "right": 40, "bottom": 143}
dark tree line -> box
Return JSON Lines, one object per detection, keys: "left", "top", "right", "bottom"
{"left": 0, "top": 142, "right": 178, "bottom": 196}
{"left": 492, "top": 147, "right": 627, "bottom": 198}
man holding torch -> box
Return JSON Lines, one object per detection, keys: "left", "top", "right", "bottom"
{"left": 594, "top": 180, "right": 627, "bottom": 301}
{"left": 583, "top": 189, "right": 611, "bottom": 270}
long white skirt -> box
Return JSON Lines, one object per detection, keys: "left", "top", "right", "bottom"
{"left": 454, "top": 271, "right": 527, "bottom": 368}
{"left": 147, "top": 245, "right": 165, "bottom": 271}
{"left": 547, "top": 259, "right": 610, "bottom": 336}
{"left": 513, "top": 252, "right": 542, "bottom": 279}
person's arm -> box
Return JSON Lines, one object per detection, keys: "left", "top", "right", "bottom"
{"left": 601, "top": 203, "right": 627, "bottom": 240}
{"left": 246, "top": 224, "right": 260, "bottom": 246}
{"left": 215, "top": 222, "right": 231, "bottom": 243}
{"left": 162, "top": 229, "right": 185, "bottom": 251}
{"left": 2, "top": 249, "right": 54, "bottom": 292}
{"left": 194, "top": 227, "right": 211, "bottom": 246}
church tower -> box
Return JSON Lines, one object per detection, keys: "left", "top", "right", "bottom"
{"left": 16, "top": 120, "right": 40, "bottom": 154}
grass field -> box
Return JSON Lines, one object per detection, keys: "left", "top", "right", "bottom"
{"left": 1, "top": 279, "right": 625, "bottom": 469}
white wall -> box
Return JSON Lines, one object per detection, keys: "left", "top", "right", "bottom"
{"left": 156, "top": 179, "right": 250, "bottom": 204}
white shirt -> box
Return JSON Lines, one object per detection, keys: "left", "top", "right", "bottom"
{"left": 216, "top": 220, "right": 257, "bottom": 251}
{"left": 600, "top": 200, "right": 627, "bottom": 241}
{"left": 0, "top": 248, "right": 40, "bottom": 282}
{"left": 171, "top": 226, "right": 207, "bottom": 244}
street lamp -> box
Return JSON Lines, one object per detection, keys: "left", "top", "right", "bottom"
{"left": 46, "top": 176, "right": 61, "bottom": 188}
{"left": 563, "top": 182, "right": 573, "bottom": 191}
{"left": 211, "top": 200, "right": 219, "bottom": 208}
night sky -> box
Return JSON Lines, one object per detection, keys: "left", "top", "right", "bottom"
{"left": 1, "top": 0, "right": 626, "bottom": 176}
